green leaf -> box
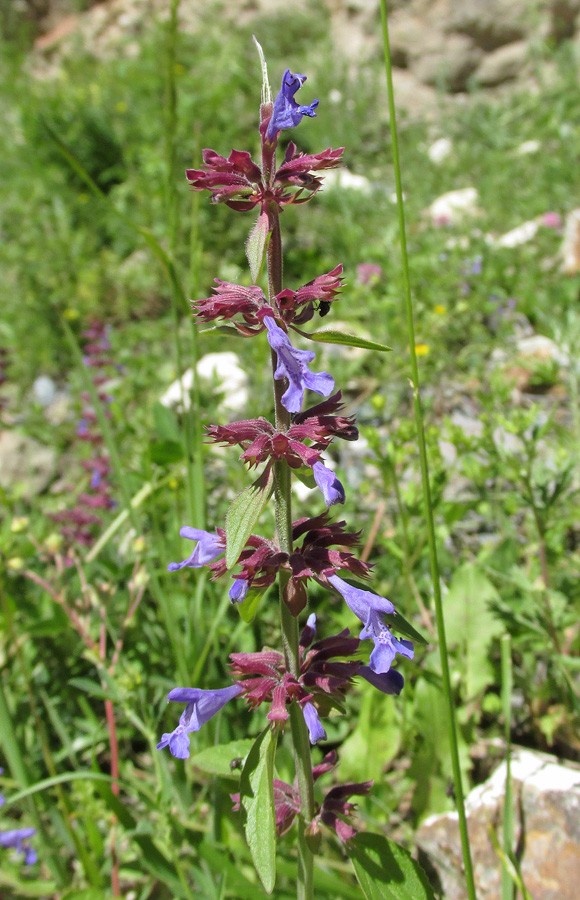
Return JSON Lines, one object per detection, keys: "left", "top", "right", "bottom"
{"left": 444, "top": 563, "right": 503, "bottom": 697}
{"left": 348, "top": 833, "right": 436, "bottom": 900}
{"left": 60, "top": 891, "right": 109, "bottom": 900}
{"left": 339, "top": 680, "right": 401, "bottom": 782}
{"left": 68, "top": 677, "right": 112, "bottom": 701}
{"left": 383, "top": 610, "right": 429, "bottom": 646}
{"left": 237, "top": 585, "right": 268, "bottom": 623}
{"left": 225, "top": 467, "right": 273, "bottom": 569}
{"left": 246, "top": 210, "right": 270, "bottom": 282}
{"left": 239, "top": 727, "right": 278, "bottom": 894}
{"left": 304, "top": 329, "right": 392, "bottom": 353}
{"left": 190, "top": 739, "right": 255, "bottom": 778}
{"left": 149, "top": 439, "right": 184, "bottom": 466}
{"left": 152, "top": 401, "right": 181, "bottom": 442}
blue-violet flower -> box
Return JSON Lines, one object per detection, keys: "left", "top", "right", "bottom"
{"left": 0, "top": 828, "right": 37, "bottom": 865}
{"left": 267, "top": 69, "right": 319, "bottom": 141}
{"left": 157, "top": 684, "right": 242, "bottom": 759}
{"left": 328, "top": 575, "right": 414, "bottom": 675}
{"left": 312, "top": 461, "right": 345, "bottom": 507}
{"left": 264, "top": 317, "right": 334, "bottom": 413}
{"left": 168, "top": 527, "right": 224, "bottom": 572}
{"left": 302, "top": 701, "right": 327, "bottom": 745}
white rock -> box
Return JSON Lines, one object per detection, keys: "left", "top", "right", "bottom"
{"left": 428, "top": 137, "right": 453, "bottom": 164}
{"left": 322, "top": 168, "right": 372, "bottom": 194}
{"left": 516, "top": 334, "right": 567, "bottom": 366}
{"left": 427, "top": 188, "right": 479, "bottom": 225}
{"left": 516, "top": 139, "right": 541, "bottom": 155}
{"left": 160, "top": 352, "right": 249, "bottom": 419}
{"left": 493, "top": 219, "right": 539, "bottom": 247}
{"left": 32, "top": 375, "right": 57, "bottom": 407}
{"left": 560, "top": 207, "right": 580, "bottom": 274}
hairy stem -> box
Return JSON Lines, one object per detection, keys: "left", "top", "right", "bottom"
{"left": 379, "top": 4, "right": 477, "bottom": 899}
{"left": 266, "top": 198, "right": 315, "bottom": 900}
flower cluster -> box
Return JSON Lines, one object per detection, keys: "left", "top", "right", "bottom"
{"left": 193, "top": 265, "right": 343, "bottom": 333}
{"left": 232, "top": 750, "right": 371, "bottom": 845}
{"left": 52, "top": 322, "right": 115, "bottom": 550}
{"left": 0, "top": 768, "right": 36, "bottom": 866}
{"left": 156, "top": 63, "right": 415, "bottom": 851}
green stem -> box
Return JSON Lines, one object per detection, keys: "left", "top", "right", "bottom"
{"left": 501, "top": 635, "right": 515, "bottom": 900}
{"left": 266, "top": 200, "right": 314, "bottom": 900}
{"left": 378, "top": 5, "right": 477, "bottom": 899}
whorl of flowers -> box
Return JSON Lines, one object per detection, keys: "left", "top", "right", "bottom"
{"left": 157, "top": 60, "right": 415, "bottom": 852}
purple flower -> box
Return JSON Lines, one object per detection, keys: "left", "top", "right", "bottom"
{"left": 264, "top": 317, "right": 334, "bottom": 413}
{"left": 302, "top": 702, "right": 327, "bottom": 745}
{"left": 313, "top": 461, "right": 345, "bottom": 507}
{"left": 229, "top": 577, "right": 249, "bottom": 603}
{"left": 267, "top": 69, "right": 319, "bottom": 141}
{"left": 157, "top": 684, "right": 242, "bottom": 759}
{"left": 328, "top": 575, "right": 413, "bottom": 675}
{"left": 0, "top": 828, "right": 37, "bottom": 865}
{"left": 168, "top": 527, "right": 224, "bottom": 572}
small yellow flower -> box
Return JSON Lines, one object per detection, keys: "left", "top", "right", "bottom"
{"left": 414, "top": 343, "right": 430, "bottom": 356}
{"left": 434, "top": 304, "right": 447, "bottom": 315}
{"left": 132, "top": 536, "right": 146, "bottom": 554}
{"left": 10, "top": 516, "right": 29, "bottom": 533}
{"left": 63, "top": 308, "right": 80, "bottom": 321}
{"left": 168, "top": 477, "right": 179, "bottom": 490}
{"left": 44, "top": 533, "right": 63, "bottom": 553}
{"left": 7, "top": 557, "right": 24, "bottom": 572}
{"left": 115, "top": 100, "right": 128, "bottom": 113}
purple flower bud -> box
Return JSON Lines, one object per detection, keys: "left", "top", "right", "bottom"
{"left": 267, "top": 69, "right": 319, "bottom": 142}
{"left": 302, "top": 702, "right": 327, "bottom": 745}
{"left": 229, "top": 578, "right": 249, "bottom": 603}
{"left": 358, "top": 665, "right": 404, "bottom": 695}
{"left": 156, "top": 684, "right": 242, "bottom": 759}
{"left": 328, "top": 575, "right": 413, "bottom": 675}
{"left": 168, "top": 526, "right": 224, "bottom": 572}
{"left": 312, "top": 461, "right": 345, "bottom": 507}
{"left": 264, "top": 317, "right": 334, "bottom": 413}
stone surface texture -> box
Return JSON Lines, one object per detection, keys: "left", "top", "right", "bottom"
{"left": 417, "top": 747, "right": 580, "bottom": 900}
{"left": 28, "top": 0, "right": 580, "bottom": 111}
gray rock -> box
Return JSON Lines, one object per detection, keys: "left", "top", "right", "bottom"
{"left": 0, "top": 430, "right": 57, "bottom": 498}
{"left": 417, "top": 747, "right": 580, "bottom": 900}
{"left": 411, "top": 32, "right": 483, "bottom": 92}
{"left": 475, "top": 40, "right": 529, "bottom": 86}
{"left": 444, "top": 0, "right": 531, "bottom": 51}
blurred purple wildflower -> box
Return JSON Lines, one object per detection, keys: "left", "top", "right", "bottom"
{"left": 267, "top": 69, "right": 319, "bottom": 142}
{"left": 264, "top": 316, "right": 334, "bottom": 413}
{"left": 157, "top": 684, "right": 242, "bottom": 759}
{"left": 356, "top": 263, "right": 382, "bottom": 285}
{"left": 0, "top": 828, "right": 37, "bottom": 864}
{"left": 541, "top": 211, "right": 562, "bottom": 229}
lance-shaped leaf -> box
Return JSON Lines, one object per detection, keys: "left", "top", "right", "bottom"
{"left": 225, "top": 466, "right": 274, "bottom": 569}
{"left": 239, "top": 727, "right": 278, "bottom": 894}
{"left": 246, "top": 210, "right": 270, "bottom": 282}
{"left": 300, "top": 329, "right": 392, "bottom": 353}
{"left": 191, "top": 738, "right": 255, "bottom": 778}
{"left": 348, "top": 833, "right": 436, "bottom": 900}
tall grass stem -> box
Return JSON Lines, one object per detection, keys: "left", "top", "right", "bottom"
{"left": 501, "top": 634, "right": 515, "bottom": 900}
{"left": 378, "top": 4, "right": 477, "bottom": 898}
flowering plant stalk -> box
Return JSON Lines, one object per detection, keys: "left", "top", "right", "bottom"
{"left": 157, "top": 42, "right": 432, "bottom": 900}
